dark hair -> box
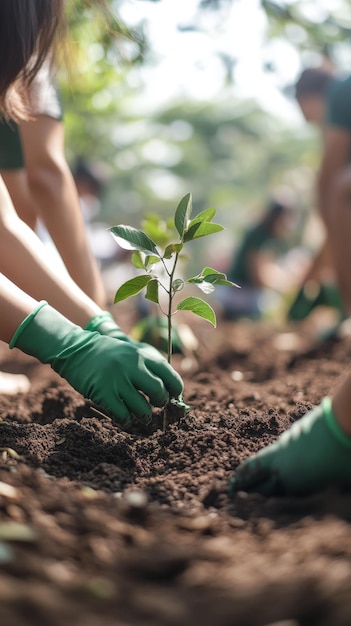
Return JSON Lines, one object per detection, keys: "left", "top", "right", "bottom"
{"left": 260, "top": 200, "right": 293, "bottom": 232}
{"left": 73, "top": 158, "right": 105, "bottom": 197}
{"left": 295, "top": 67, "right": 334, "bottom": 101}
{"left": 0, "top": 0, "right": 65, "bottom": 119}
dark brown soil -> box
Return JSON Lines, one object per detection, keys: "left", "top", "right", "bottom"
{"left": 1, "top": 315, "right": 351, "bottom": 626}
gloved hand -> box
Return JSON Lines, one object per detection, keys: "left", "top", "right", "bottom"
{"left": 287, "top": 282, "right": 321, "bottom": 321}
{"left": 131, "top": 316, "right": 186, "bottom": 355}
{"left": 10, "top": 302, "right": 184, "bottom": 427}
{"left": 85, "top": 311, "right": 133, "bottom": 343}
{"left": 86, "top": 311, "right": 186, "bottom": 355}
{"left": 287, "top": 282, "right": 343, "bottom": 322}
{"left": 85, "top": 311, "right": 178, "bottom": 364}
{"left": 228, "top": 397, "right": 351, "bottom": 497}
{"left": 86, "top": 311, "right": 189, "bottom": 415}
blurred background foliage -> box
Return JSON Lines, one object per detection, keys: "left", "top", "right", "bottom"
{"left": 59, "top": 0, "right": 351, "bottom": 263}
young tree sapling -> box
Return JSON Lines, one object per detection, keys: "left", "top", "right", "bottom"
{"left": 109, "top": 193, "right": 238, "bottom": 429}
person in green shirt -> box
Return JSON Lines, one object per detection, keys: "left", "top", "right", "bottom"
{"left": 229, "top": 66, "right": 351, "bottom": 498}
{"left": 287, "top": 66, "right": 350, "bottom": 327}
{"left": 218, "top": 199, "right": 296, "bottom": 320}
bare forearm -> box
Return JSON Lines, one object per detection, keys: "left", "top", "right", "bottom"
{"left": 0, "top": 274, "right": 38, "bottom": 343}
{"left": 19, "top": 117, "right": 106, "bottom": 306}
{"left": 0, "top": 181, "right": 101, "bottom": 327}
{"left": 300, "top": 239, "right": 334, "bottom": 283}
{"left": 28, "top": 163, "right": 106, "bottom": 306}
{"left": 316, "top": 169, "right": 332, "bottom": 225}
{"left": 316, "top": 128, "right": 351, "bottom": 225}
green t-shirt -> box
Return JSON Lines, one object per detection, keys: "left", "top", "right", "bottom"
{"left": 228, "top": 223, "right": 282, "bottom": 287}
{"left": 326, "top": 75, "right": 351, "bottom": 130}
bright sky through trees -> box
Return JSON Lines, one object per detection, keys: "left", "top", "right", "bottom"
{"left": 117, "top": 0, "right": 305, "bottom": 124}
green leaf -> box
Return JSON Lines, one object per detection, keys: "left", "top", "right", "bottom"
{"left": 145, "top": 279, "right": 159, "bottom": 304}
{"left": 188, "top": 267, "right": 240, "bottom": 288}
{"left": 131, "top": 251, "right": 145, "bottom": 270}
{"left": 142, "top": 215, "right": 174, "bottom": 247}
{"left": 174, "top": 193, "right": 192, "bottom": 239}
{"left": 202, "top": 267, "right": 240, "bottom": 288}
{"left": 164, "top": 243, "right": 183, "bottom": 259}
{"left": 183, "top": 222, "right": 224, "bottom": 242}
{"left": 211, "top": 278, "right": 239, "bottom": 287}
{"left": 202, "top": 267, "right": 224, "bottom": 278}
{"left": 177, "top": 296, "right": 216, "bottom": 327}
{"left": 187, "top": 207, "right": 216, "bottom": 227}
{"left": 145, "top": 255, "right": 161, "bottom": 268}
{"left": 114, "top": 275, "right": 151, "bottom": 303}
{"left": 109, "top": 225, "right": 160, "bottom": 257}
{"left": 172, "top": 278, "right": 184, "bottom": 292}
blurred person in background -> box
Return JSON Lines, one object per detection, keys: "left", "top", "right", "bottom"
{"left": 287, "top": 65, "right": 351, "bottom": 333}
{"left": 72, "top": 157, "right": 127, "bottom": 277}
{"left": 228, "top": 67, "right": 351, "bottom": 498}
{"left": 216, "top": 198, "right": 298, "bottom": 321}
{"left": 0, "top": 0, "right": 183, "bottom": 422}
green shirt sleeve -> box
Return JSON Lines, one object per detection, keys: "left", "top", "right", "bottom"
{"left": 228, "top": 224, "right": 274, "bottom": 286}
{"left": 326, "top": 76, "right": 351, "bottom": 131}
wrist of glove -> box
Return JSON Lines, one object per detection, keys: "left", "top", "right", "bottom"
{"left": 10, "top": 302, "right": 183, "bottom": 427}
{"left": 84, "top": 311, "right": 130, "bottom": 342}
{"left": 86, "top": 311, "right": 181, "bottom": 369}
{"left": 228, "top": 397, "right": 351, "bottom": 497}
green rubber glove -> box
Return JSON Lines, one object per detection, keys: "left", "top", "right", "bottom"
{"left": 10, "top": 302, "right": 184, "bottom": 427}
{"left": 85, "top": 311, "right": 178, "bottom": 365}
{"left": 86, "top": 312, "right": 189, "bottom": 413}
{"left": 86, "top": 312, "right": 185, "bottom": 355}
{"left": 287, "top": 283, "right": 320, "bottom": 321}
{"left": 287, "top": 282, "right": 343, "bottom": 322}
{"left": 228, "top": 397, "right": 351, "bottom": 497}
{"left": 84, "top": 311, "right": 132, "bottom": 342}
{"left": 131, "top": 316, "right": 185, "bottom": 355}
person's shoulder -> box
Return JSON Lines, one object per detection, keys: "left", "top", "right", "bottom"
{"left": 244, "top": 223, "right": 268, "bottom": 246}
{"left": 244, "top": 223, "right": 262, "bottom": 239}
{"left": 327, "top": 74, "right": 351, "bottom": 130}
{"left": 329, "top": 74, "right": 351, "bottom": 97}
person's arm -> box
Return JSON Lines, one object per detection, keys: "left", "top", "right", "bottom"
{"left": 19, "top": 116, "right": 106, "bottom": 308}
{"left": 248, "top": 250, "right": 288, "bottom": 292}
{"left": 1, "top": 170, "right": 38, "bottom": 231}
{"left": 1, "top": 283, "right": 183, "bottom": 425}
{"left": 298, "top": 238, "right": 335, "bottom": 283}
{"left": 0, "top": 176, "right": 184, "bottom": 424}
{"left": 0, "top": 176, "right": 101, "bottom": 327}
{"left": 316, "top": 128, "right": 351, "bottom": 314}
{"left": 0, "top": 273, "right": 38, "bottom": 342}
{"left": 317, "top": 127, "right": 351, "bottom": 225}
